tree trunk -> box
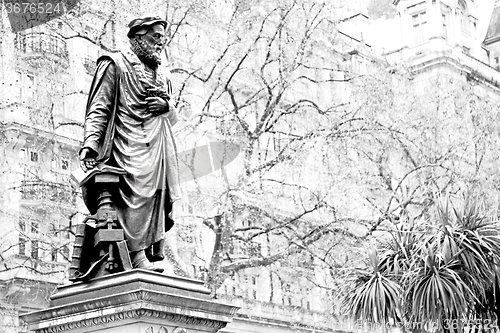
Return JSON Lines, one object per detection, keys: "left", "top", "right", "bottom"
{"left": 205, "top": 214, "right": 227, "bottom": 295}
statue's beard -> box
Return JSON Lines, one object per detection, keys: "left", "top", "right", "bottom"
{"left": 130, "top": 37, "right": 162, "bottom": 69}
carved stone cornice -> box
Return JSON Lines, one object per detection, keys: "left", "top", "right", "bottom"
{"left": 21, "top": 270, "right": 239, "bottom": 333}
{"left": 36, "top": 309, "right": 227, "bottom": 333}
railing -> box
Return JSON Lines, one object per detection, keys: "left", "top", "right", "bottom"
{"left": 15, "top": 33, "right": 69, "bottom": 68}
{"left": 218, "top": 294, "right": 332, "bottom": 330}
{"left": 20, "top": 180, "right": 75, "bottom": 204}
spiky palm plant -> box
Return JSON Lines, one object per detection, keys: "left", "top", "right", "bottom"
{"left": 441, "top": 197, "right": 500, "bottom": 329}
{"left": 344, "top": 195, "right": 500, "bottom": 332}
{"left": 406, "top": 196, "right": 500, "bottom": 331}
{"left": 404, "top": 244, "right": 475, "bottom": 331}
{"left": 435, "top": 197, "right": 500, "bottom": 285}
{"left": 343, "top": 250, "right": 402, "bottom": 324}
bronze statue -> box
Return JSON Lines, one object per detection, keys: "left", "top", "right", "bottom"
{"left": 75, "top": 16, "right": 181, "bottom": 276}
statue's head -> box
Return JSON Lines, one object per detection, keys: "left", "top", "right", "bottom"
{"left": 127, "top": 16, "right": 168, "bottom": 68}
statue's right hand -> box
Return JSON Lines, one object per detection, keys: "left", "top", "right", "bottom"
{"left": 79, "top": 148, "right": 98, "bottom": 172}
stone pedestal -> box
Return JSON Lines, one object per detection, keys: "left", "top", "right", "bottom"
{"left": 20, "top": 270, "right": 239, "bottom": 333}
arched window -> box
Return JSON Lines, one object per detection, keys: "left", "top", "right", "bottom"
{"left": 458, "top": 0, "right": 469, "bottom": 32}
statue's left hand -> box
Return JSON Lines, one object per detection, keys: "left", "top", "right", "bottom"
{"left": 146, "top": 97, "right": 169, "bottom": 116}
{"left": 79, "top": 147, "right": 98, "bottom": 172}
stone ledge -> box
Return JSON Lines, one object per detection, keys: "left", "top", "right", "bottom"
{"left": 21, "top": 270, "right": 239, "bottom": 333}
{"left": 50, "top": 269, "right": 212, "bottom": 305}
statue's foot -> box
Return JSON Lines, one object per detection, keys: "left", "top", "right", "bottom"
{"left": 131, "top": 250, "right": 164, "bottom": 273}
{"left": 145, "top": 240, "right": 165, "bottom": 262}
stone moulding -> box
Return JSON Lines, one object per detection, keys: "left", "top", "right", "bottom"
{"left": 35, "top": 309, "right": 227, "bottom": 333}
{"left": 21, "top": 270, "right": 239, "bottom": 333}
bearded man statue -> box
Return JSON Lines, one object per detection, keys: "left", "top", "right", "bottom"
{"left": 78, "top": 16, "right": 181, "bottom": 273}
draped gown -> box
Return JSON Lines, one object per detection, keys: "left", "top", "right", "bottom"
{"left": 81, "top": 48, "right": 181, "bottom": 255}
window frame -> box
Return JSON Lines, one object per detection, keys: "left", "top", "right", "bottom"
{"left": 412, "top": 11, "right": 428, "bottom": 45}
{"left": 458, "top": 0, "right": 469, "bottom": 33}
{"left": 14, "top": 70, "right": 36, "bottom": 104}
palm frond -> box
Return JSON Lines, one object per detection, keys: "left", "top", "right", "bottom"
{"left": 405, "top": 246, "right": 475, "bottom": 325}
{"left": 379, "top": 217, "right": 424, "bottom": 277}
{"left": 343, "top": 250, "right": 402, "bottom": 323}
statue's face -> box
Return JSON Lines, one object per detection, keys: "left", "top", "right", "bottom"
{"left": 140, "top": 24, "right": 165, "bottom": 59}
{"left": 131, "top": 23, "right": 166, "bottom": 67}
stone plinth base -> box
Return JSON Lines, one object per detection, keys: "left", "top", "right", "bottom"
{"left": 21, "top": 270, "right": 239, "bottom": 333}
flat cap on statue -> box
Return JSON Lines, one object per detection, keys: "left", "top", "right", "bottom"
{"left": 127, "top": 16, "right": 168, "bottom": 38}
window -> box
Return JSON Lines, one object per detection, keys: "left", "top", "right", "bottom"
{"left": 54, "top": 82, "right": 67, "bottom": 117}
{"left": 49, "top": 223, "right": 57, "bottom": 236}
{"left": 31, "top": 220, "right": 39, "bottom": 234}
{"left": 251, "top": 276, "right": 257, "bottom": 285}
{"left": 84, "top": 25, "right": 95, "bottom": 38}
{"left": 19, "top": 219, "right": 26, "bottom": 231}
{"left": 19, "top": 237, "right": 27, "bottom": 255}
{"left": 26, "top": 74, "right": 34, "bottom": 86}
{"left": 248, "top": 243, "right": 261, "bottom": 256}
{"left": 31, "top": 240, "right": 39, "bottom": 259}
{"left": 14, "top": 71, "right": 35, "bottom": 104}
{"left": 62, "top": 245, "right": 70, "bottom": 260}
{"left": 14, "top": 71, "right": 23, "bottom": 102}
{"left": 412, "top": 12, "right": 427, "bottom": 45}
{"left": 458, "top": 1, "right": 469, "bottom": 32}
{"left": 65, "top": 227, "right": 71, "bottom": 239}
{"left": 30, "top": 151, "right": 39, "bottom": 162}
{"left": 252, "top": 290, "right": 257, "bottom": 299}
{"left": 51, "top": 249, "right": 58, "bottom": 262}
{"left": 61, "top": 159, "right": 69, "bottom": 170}
{"left": 442, "top": 14, "right": 448, "bottom": 39}
{"left": 19, "top": 148, "right": 26, "bottom": 159}
{"left": 458, "top": 11, "right": 467, "bottom": 31}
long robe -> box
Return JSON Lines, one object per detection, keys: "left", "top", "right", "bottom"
{"left": 81, "top": 48, "right": 181, "bottom": 254}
